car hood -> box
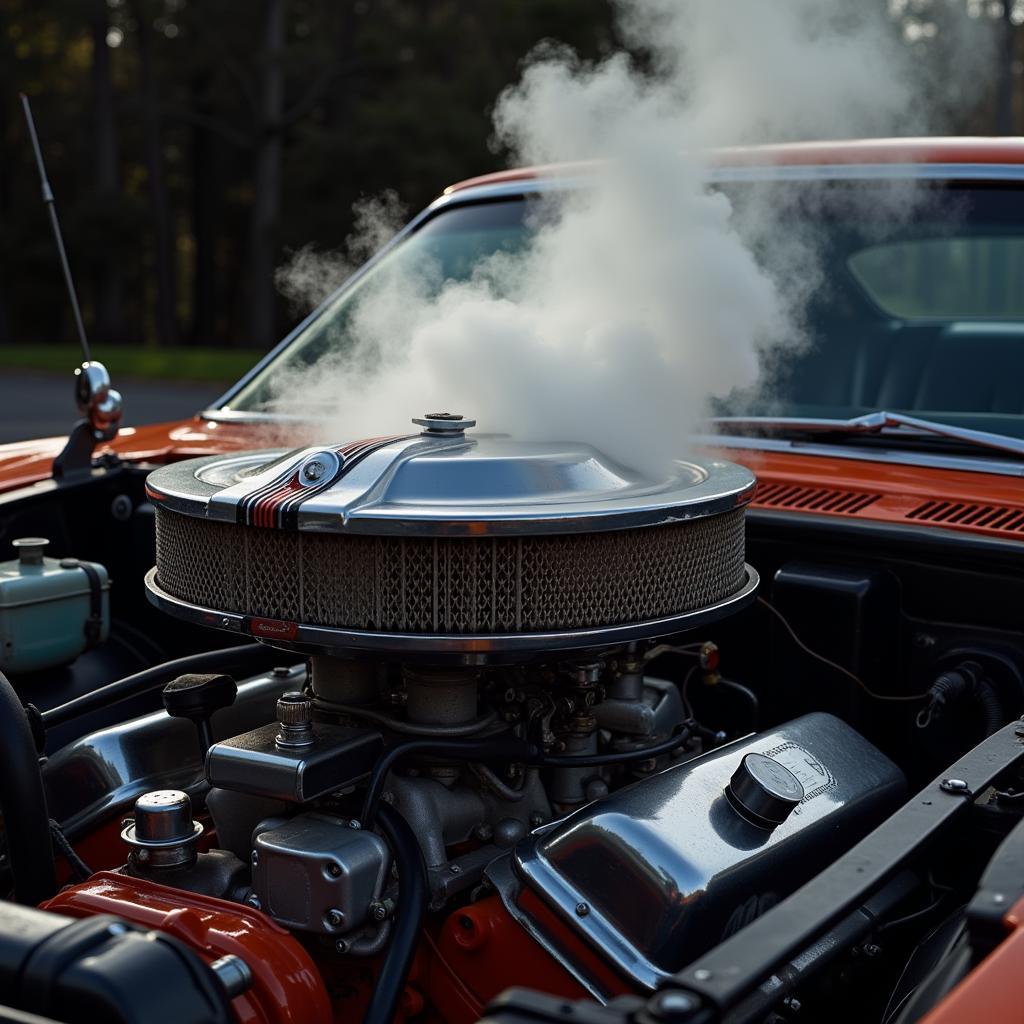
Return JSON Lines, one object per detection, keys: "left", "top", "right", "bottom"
{"left": 2, "top": 418, "right": 1023, "bottom": 543}
{"left": 0, "top": 418, "right": 271, "bottom": 493}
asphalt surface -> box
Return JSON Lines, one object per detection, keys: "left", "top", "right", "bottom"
{"left": 0, "top": 372, "right": 228, "bottom": 444}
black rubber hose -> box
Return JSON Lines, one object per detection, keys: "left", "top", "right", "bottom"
{"left": 360, "top": 735, "right": 534, "bottom": 829}
{"left": 0, "top": 669, "right": 57, "bottom": 904}
{"left": 973, "top": 677, "right": 1004, "bottom": 737}
{"left": 365, "top": 803, "right": 428, "bottom": 1024}
{"left": 41, "top": 643, "right": 285, "bottom": 730}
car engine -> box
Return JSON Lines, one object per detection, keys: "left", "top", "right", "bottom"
{"left": 4, "top": 412, "right": 1024, "bottom": 1024}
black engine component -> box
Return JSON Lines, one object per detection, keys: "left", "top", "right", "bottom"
{"left": 0, "top": 670, "right": 56, "bottom": 905}
{"left": 0, "top": 901, "right": 237, "bottom": 1024}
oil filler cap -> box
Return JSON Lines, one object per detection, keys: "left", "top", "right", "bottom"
{"left": 726, "top": 752, "right": 804, "bottom": 829}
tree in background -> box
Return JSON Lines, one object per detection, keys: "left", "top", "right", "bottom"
{"left": 0, "top": 0, "right": 1010, "bottom": 356}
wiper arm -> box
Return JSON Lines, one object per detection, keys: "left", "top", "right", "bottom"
{"left": 711, "top": 411, "right": 1024, "bottom": 459}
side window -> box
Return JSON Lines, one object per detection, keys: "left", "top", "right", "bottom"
{"left": 849, "top": 237, "right": 1024, "bottom": 319}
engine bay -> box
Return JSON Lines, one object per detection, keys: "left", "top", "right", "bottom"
{"left": 2, "top": 415, "right": 1024, "bottom": 1024}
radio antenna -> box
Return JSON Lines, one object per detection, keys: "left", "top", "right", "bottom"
{"left": 20, "top": 92, "right": 91, "bottom": 364}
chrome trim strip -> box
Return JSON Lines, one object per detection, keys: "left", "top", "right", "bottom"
{"left": 694, "top": 433, "right": 1024, "bottom": 479}
{"left": 144, "top": 564, "right": 760, "bottom": 659}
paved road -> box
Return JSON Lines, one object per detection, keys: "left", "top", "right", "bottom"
{"left": 0, "top": 372, "right": 229, "bottom": 444}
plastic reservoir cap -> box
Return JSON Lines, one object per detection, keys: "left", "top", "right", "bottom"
{"left": 726, "top": 752, "right": 805, "bottom": 828}
{"left": 12, "top": 538, "right": 48, "bottom": 567}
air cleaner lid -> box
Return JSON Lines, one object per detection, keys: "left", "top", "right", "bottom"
{"left": 146, "top": 413, "right": 755, "bottom": 537}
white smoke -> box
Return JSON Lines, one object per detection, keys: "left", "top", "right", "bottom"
{"left": 268, "top": 0, "right": 994, "bottom": 474}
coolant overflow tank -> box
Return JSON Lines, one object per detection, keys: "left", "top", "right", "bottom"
{"left": 503, "top": 712, "right": 906, "bottom": 991}
{"left": 0, "top": 538, "right": 110, "bottom": 674}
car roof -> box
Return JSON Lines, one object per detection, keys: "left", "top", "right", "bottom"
{"left": 444, "top": 138, "right": 1024, "bottom": 195}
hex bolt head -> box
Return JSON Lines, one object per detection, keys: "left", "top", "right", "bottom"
{"left": 325, "top": 909, "right": 344, "bottom": 928}
{"left": 370, "top": 901, "right": 388, "bottom": 921}
{"left": 575, "top": 902, "right": 589, "bottom": 917}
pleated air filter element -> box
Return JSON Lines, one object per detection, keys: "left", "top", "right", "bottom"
{"left": 145, "top": 414, "right": 758, "bottom": 660}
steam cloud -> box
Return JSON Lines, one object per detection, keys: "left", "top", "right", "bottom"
{"left": 269, "top": 0, "right": 994, "bottom": 474}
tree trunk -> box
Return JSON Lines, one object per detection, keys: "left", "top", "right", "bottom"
{"left": 247, "top": 0, "right": 287, "bottom": 350}
{"left": 190, "top": 70, "right": 221, "bottom": 346}
{"left": 91, "top": 0, "right": 124, "bottom": 345}
{"left": 132, "top": 0, "right": 178, "bottom": 348}
{"left": 995, "top": 8, "right": 1016, "bottom": 135}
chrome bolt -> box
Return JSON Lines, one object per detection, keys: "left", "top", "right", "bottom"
{"left": 370, "top": 901, "right": 388, "bottom": 922}
{"left": 693, "top": 969, "right": 713, "bottom": 982}
{"left": 326, "top": 909, "right": 344, "bottom": 928}
{"left": 220, "top": 617, "right": 231, "bottom": 628}
{"left": 575, "top": 902, "right": 589, "bottom": 917}
{"left": 348, "top": 819, "right": 361, "bottom": 830}
{"left": 449, "top": 863, "right": 462, "bottom": 874}
{"left": 335, "top": 938, "right": 348, "bottom": 954}
{"left": 302, "top": 460, "right": 326, "bottom": 482}
{"left": 940, "top": 778, "right": 970, "bottom": 795}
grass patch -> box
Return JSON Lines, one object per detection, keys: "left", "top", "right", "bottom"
{"left": 0, "top": 344, "right": 260, "bottom": 383}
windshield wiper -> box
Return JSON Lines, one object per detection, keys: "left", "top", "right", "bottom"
{"left": 711, "top": 411, "right": 1024, "bottom": 459}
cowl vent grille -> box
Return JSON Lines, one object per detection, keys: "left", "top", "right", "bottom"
{"left": 906, "top": 500, "right": 1024, "bottom": 533}
{"left": 752, "top": 482, "right": 880, "bottom": 515}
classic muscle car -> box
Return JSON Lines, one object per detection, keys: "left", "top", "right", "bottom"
{"left": 1, "top": 138, "right": 1023, "bottom": 1024}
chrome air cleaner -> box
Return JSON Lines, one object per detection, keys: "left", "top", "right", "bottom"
{"left": 144, "top": 414, "right": 757, "bottom": 659}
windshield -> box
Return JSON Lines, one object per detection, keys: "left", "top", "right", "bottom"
{"left": 226, "top": 182, "right": 1024, "bottom": 443}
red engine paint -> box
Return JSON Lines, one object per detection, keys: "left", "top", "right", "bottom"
{"left": 42, "top": 872, "right": 332, "bottom": 1024}
{"left": 426, "top": 894, "right": 632, "bottom": 1023}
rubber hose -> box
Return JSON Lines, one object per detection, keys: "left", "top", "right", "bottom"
{"left": 973, "top": 677, "right": 1004, "bottom": 737}
{"left": 364, "top": 803, "right": 428, "bottom": 1024}
{"left": 41, "top": 643, "right": 287, "bottom": 730}
{"left": 0, "top": 669, "right": 57, "bottom": 904}
{"left": 360, "top": 735, "right": 534, "bottom": 829}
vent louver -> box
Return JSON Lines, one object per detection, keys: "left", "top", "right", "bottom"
{"left": 906, "top": 500, "right": 1024, "bottom": 533}
{"left": 752, "top": 482, "right": 881, "bottom": 515}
